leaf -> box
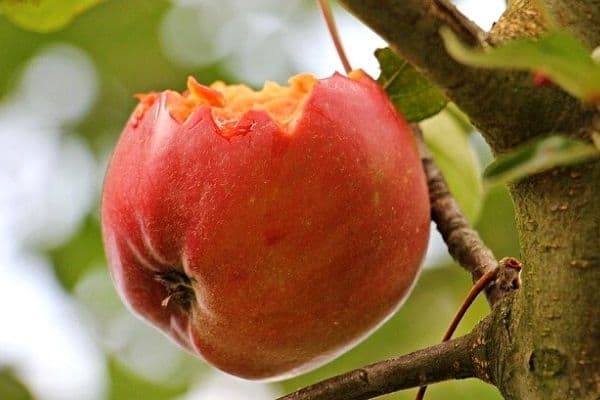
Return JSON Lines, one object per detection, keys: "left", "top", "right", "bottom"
{"left": 0, "top": 0, "right": 103, "bottom": 33}
{"left": 421, "top": 108, "right": 483, "bottom": 223}
{"left": 484, "top": 135, "right": 600, "bottom": 187}
{"left": 375, "top": 47, "right": 447, "bottom": 122}
{"left": 441, "top": 28, "right": 600, "bottom": 102}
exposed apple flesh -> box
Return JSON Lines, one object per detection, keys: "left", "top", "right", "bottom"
{"left": 101, "top": 71, "right": 430, "bottom": 380}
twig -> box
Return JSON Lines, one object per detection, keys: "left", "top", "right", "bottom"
{"left": 414, "top": 258, "right": 521, "bottom": 400}
{"left": 277, "top": 322, "right": 492, "bottom": 400}
{"left": 439, "top": 256, "right": 523, "bottom": 338}
{"left": 317, "top": 0, "right": 352, "bottom": 74}
{"left": 412, "top": 124, "right": 520, "bottom": 305}
{"left": 413, "top": 122, "right": 522, "bottom": 399}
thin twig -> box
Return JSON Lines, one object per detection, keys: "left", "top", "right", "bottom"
{"left": 277, "top": 325, "right": 490, "bottom": 400}
{"left": 317, "top": 0, "right": 352, "bottom": 74}
{"left": 414, "top": 257, "right": 521, "bottom": 400}
{"left": 412, "top": 124, "right": 512, "bottom": 305}
{"left": 415, "top": 269, "right": 496, "bottom": 400}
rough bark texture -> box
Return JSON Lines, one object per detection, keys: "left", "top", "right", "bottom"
{"left": 490, "top": 2, "right": 600, "bottom": 399}
{"left": 338, "top": 0, "right": 600, "bottom": 399}
{"left": 495, "top": 162, "right": 600, "bottom": 399}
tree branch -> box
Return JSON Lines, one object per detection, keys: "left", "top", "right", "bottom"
{"left": 412, "top": 125, "right": 521, "bottom": 305}
{"left": 490, "top": 0, "right": 600, "bottom": 48}
{"left": 278, "top": 318, "right": 493, "bottom": 400}
{"left": 337, "top": 0, "right": 589, "bottom": 153}
{"left": 414, "top": 257, "right": 521, "bottom": 400}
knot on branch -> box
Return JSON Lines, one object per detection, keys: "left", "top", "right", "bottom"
{"left": 493, "top": 257, "right": 523, "bottom": 294}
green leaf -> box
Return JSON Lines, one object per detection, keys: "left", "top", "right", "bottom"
{"left": 484, "top": 135, "right": 600, "bottom": 187}
{"left": 0, "top": 0, "right": 103, "bottom": 33}
{"left": 375, "top": 47, "right": 448, "bottom": 122}
{"left": 421, "top": 108, "right": 483, "bottom": 223}
{"left": 441, "top": 28, "right": 600, "bottom": 102}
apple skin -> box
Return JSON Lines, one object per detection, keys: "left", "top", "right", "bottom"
{"left": 101, "top": 72, "right": 430, "bottom": 380}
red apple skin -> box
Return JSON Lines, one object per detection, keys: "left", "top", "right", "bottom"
{"left": 101, "top": 72, "right": 430, "bottom": 380}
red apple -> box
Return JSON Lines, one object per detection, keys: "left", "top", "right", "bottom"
{"left": 101, "top": 71, "right": 430, "bottom": 380}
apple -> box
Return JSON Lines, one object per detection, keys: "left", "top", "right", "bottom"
{"left": 101, "top": 70, "right": 430, "bottom": 380}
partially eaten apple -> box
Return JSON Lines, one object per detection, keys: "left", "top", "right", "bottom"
{"left": 101, "top": 71, "right": 430, "bottom": 380}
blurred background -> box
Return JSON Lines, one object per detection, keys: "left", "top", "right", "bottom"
{"left": 0, "top": 0, "right": 517, "bottom": 399}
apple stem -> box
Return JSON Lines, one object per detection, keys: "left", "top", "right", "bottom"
{"left": 316, "top": 0, "right": 353, "bottom": 74}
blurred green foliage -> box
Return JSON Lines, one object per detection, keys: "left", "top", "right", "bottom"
{"left": 0, "top": 368, "right": 34, "bottom": 400}
{"left": 0, "top": 0, "right": 227, "bottom": 152}
{"left": 0, "top": 2, "right": 520, "bottom": 399}
{"left": 49, "top": 214, "right": 104, "bottom": 291}
{"left": 107, "top": 357, "right": 189, "bottom": 400}
{"left": 0, "top": 0, "right": 102, "bottom": 33}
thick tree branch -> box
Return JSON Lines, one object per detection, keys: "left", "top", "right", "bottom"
{"left": 278, "top": 318, "right": 493, "bottom": 400}
{"left": 337, "top": 0, "right": 590, "bottom": 152}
